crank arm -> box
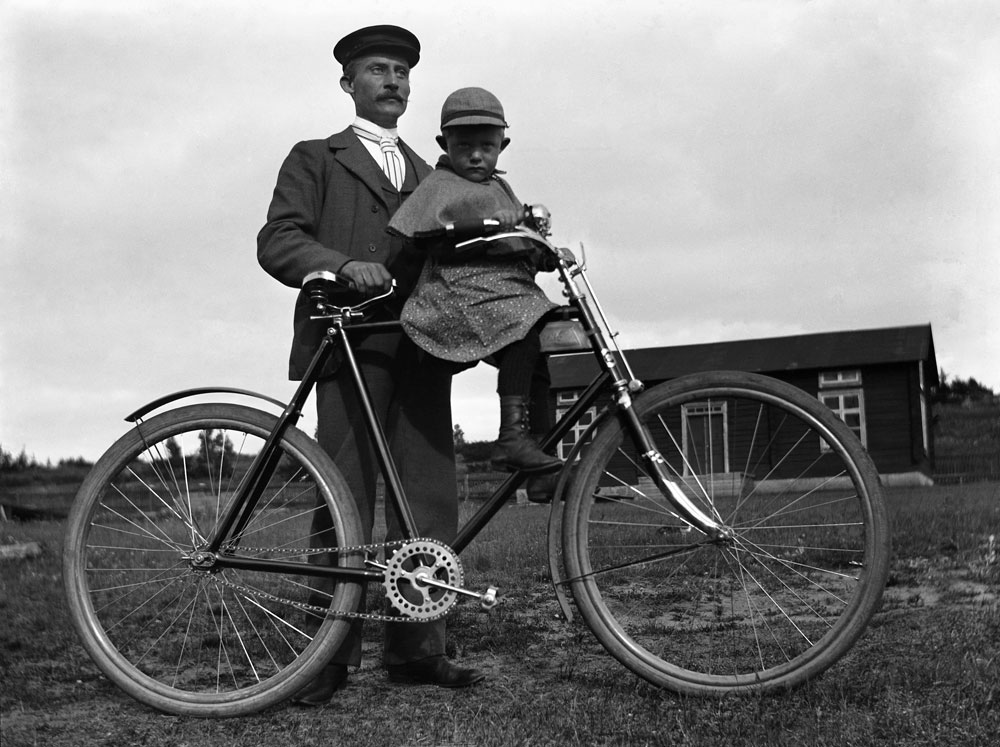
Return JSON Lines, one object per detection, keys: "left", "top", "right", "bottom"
{"left": 366, "top": 558, "right": 498, "bottom": 609}
{"left": 413, "top": 571, "right": 499, "bottom": 610}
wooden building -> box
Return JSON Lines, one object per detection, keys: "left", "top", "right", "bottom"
{"left": 546, "top": 323, "right": 938, "bottom": 485}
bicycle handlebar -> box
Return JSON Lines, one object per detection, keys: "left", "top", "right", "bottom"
{"left": 302, "top": 270, "right": 356, "bottom": 291}
{"left": 444, "top": 218, "right": 502, "bottom": 241}
{"left": 302, "top": 270, "right": 396, "bottom": 318}
{"left": 451, "top": 224, "right": 578, "bottom": 269}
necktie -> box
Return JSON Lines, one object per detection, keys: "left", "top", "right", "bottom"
{"left": 379, "top": 136, "right": 404, "bottom": 191}
{"left": 353, "top": 126, "right": 404, "bottom": 190}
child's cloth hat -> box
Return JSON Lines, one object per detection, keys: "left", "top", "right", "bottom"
{"left": 441, "top": 87, "right": 509, "bottom": 129}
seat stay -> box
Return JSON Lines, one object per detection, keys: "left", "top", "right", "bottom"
{"left": 204, "top": 333, "right": 338, "bottom": 552}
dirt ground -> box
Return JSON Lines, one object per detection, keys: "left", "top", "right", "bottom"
{"left": 3, "top": 550, "right": 998, "bottom": 746}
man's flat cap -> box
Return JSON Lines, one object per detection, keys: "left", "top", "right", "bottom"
{"left": 333, "top": 25, "right": 420, "bottom": 68}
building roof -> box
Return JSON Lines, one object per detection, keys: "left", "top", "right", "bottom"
{"left": 549, "top": 323, "right": 938, "bottom": 388}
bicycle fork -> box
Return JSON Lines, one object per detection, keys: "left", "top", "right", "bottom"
{"left": 623, "top": 403, "right": 732, "bottom": 541}
{"left": 557, "top": 260, "right": 731, "bottom": 543}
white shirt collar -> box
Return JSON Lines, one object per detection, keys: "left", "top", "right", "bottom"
{"left": 352, "top": 116, "right": 399, "bottom": 140}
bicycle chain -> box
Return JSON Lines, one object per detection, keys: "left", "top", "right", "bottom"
{"left": 222, "top": 537, "right": 410, "bottom": 558}
{"left": 212, "top": 538, "right": 451, "bottom": 623}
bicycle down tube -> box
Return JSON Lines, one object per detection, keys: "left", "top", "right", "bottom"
{"left": 197, "top": 317, "right": 419, "bottom": 582}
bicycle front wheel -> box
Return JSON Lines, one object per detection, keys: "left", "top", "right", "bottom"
{"left": 562, "top": 371, "right": 890, "bottom": 694}
{"left": 63, "top": 404, "right": 363, "bottom": 717}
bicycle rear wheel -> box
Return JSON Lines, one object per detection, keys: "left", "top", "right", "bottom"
{"left": 562, "top": 371, "right": 890, "bottom": 694}
{"left": 63, "top": 404, "right": 363, "bottom": 717}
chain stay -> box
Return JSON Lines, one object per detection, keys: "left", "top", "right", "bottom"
{"left": 214, "top": 537, "right": 452, "bottom": 623}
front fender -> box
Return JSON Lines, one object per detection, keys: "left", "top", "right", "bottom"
{"left": 124, "top": 387, "right": 287, "bottom": 422}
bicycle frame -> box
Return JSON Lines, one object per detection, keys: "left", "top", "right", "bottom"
{"left": 67, "top": 220, "right": 890, "bottom": 712}
{"left": 130, "top": 228, "right": 727, "bottom": 587}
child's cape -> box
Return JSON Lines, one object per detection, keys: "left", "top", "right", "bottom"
{"left": 388, "top": 157, "right": 536, "bottom": 258}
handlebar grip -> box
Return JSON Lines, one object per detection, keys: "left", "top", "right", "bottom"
{"left": 302, "top": 270, "right": 356, "bottom": 290}
{"left": 444, "top": 219, "right": 502, "bottom": 241}
{"left": 302, "top": 270, "right": 361, "bottom": 312}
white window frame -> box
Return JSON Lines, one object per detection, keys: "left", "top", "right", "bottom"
{"left": 680, "top": 401, "right": 729, "bottom": 475}
{"left": 555, "top": 391, "right": 596, "bottom": 461}
{"left": 818, "top": 386, "right": 867, "bottom": 450}
{"left": 819, "top": 369, "right": 862, "bottom": 389}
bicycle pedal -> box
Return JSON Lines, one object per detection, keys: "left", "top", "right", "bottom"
{"left": 480, "top": 587, "right": 498, "bottom": 610}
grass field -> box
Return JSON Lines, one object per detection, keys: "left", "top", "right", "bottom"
{"left": 1, "top": 483, "right": 998, "bottom": 746}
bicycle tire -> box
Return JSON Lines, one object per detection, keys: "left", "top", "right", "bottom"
{"left": 562, "top": 371, "right": 890, "bottom": 694}
{"left": 63, "top": 403, "right": 364, "bottom": 717}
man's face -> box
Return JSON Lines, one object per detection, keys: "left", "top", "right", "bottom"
{"left": 439, "top": 126, "right": 508, "bottom": 183}
{"left": 341, "top": 54, "right": 410, "bottom": 127}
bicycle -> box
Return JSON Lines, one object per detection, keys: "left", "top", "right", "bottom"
{"left": 63, "top": 210, "right": 891, "bottom": 717}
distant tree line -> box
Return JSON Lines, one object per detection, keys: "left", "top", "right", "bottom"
{"left": 453, "top": 425, "right": 499, "bottom": 471}
{"left": 934, "top": 371, "right": 997, "bottom": 404}
{"left": 0, "top": 445, "right": 93, "bottom": 486}
{"left": 0, "top": 444, "right": 92, "bottom": 473}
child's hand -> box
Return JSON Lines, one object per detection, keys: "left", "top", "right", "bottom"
{"left": 490, "top": 208, "right": 521, "bottom": 231}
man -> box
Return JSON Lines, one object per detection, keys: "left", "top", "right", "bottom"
{"left": 257, "top": 24, "right": 484, "bottom": 705}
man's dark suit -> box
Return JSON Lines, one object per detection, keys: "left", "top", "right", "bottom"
{"left": 258, "top": 128, "right": 457, "bottom": 666}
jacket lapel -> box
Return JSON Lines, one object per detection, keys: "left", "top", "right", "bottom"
{"left": 328, "top": 128, "right": 390, "bottom": 202}
{"left": 398, "top": 138, "right": 430, "bottom": 196}
{"left": 328, "top": 128, "right": 431, "bottom": 201}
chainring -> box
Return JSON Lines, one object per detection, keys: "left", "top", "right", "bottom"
{"left": 382, "top": 539, "right": 464, "bottom": 620}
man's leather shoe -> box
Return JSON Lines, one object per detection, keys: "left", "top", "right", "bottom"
{"left": 387, "top": 655, "right": 485, "bottom": 688}
{"left": 526, "top": 472, "right": 558, "bottom": 503}
{"left": 291, "top": 663, "right": 349, "bottom": 706}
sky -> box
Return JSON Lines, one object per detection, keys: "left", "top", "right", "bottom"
{"left": 2, "top": 0, "right": 998, "bottom": 463}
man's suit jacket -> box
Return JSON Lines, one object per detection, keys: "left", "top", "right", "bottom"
{"left": 258, "top": 128, "right": 433, "bottom": 379}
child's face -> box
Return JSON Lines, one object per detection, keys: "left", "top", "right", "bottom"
{"left": 438, "top": 126, "right": 509, "bottom": 183}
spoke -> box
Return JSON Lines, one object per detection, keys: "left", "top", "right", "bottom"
{"left": 743, "top": 475, "right": 851, "bottom": 532}
{"left": 566, "top": 540, "right": 711, "bottom": 584}
{"left": 741, "top": 521, "right": 863, "bottom": 531}
{"left": 228, "top": 583, "right": 289, "bottom": 675}
{"left": 126, "top": 582, "right": 201, "bottom": 667}
{"left": 735, "top": 534, "right": 862, "bottom": 589}
{"left": 101, "top": 488, "right": 190, "bottom": 552}
{"left": 593, "top": 477, "right": 690, "bottom": 522}
{"left": 209, "top": 584, "right": 238, "bottom": 692}
{"left": 727, "top": 542, "right": 776, "bottom": 670}
{"left": 216, "top": 583, "right": 260, "bottom": 686}
{"left": 652, "top": 414, "right": 720, "bottom": 520}
{"left": 172, "top": 584, "right": 202, "bottom": 688}
{"left": 588, "top": 518, "right": 692, "bottom": 530}
{"left": 95, "top": 565, "right": 190, "bottom": 631}
{"left": 134, "top": 436, "right": 189, "bottom": 530}
{"left": 731, "top": 403, "right": 767, "bottom": 522}
{"left": 725, "top": 550, "right": 814, "bottom": 646}
{"left": 124, "top": 466, "right": 199, "bottom": 540}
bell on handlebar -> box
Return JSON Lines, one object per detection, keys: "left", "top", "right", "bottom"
{"left": 302, "top": 270, "right": 396, "bottom": 320}
{"left": 302, "top": 271, "right": 342, "bottom": 315}
{"left": 525, "top": 204, "right": 551, "bottom": 236}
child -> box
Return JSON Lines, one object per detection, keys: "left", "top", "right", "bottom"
{"left": 388, "top": 87, "right": 560, "bottom": 474}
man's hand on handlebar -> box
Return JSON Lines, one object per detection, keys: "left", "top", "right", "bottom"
{"left": 338, "top": 260, "right": 394, "bottom": 297}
